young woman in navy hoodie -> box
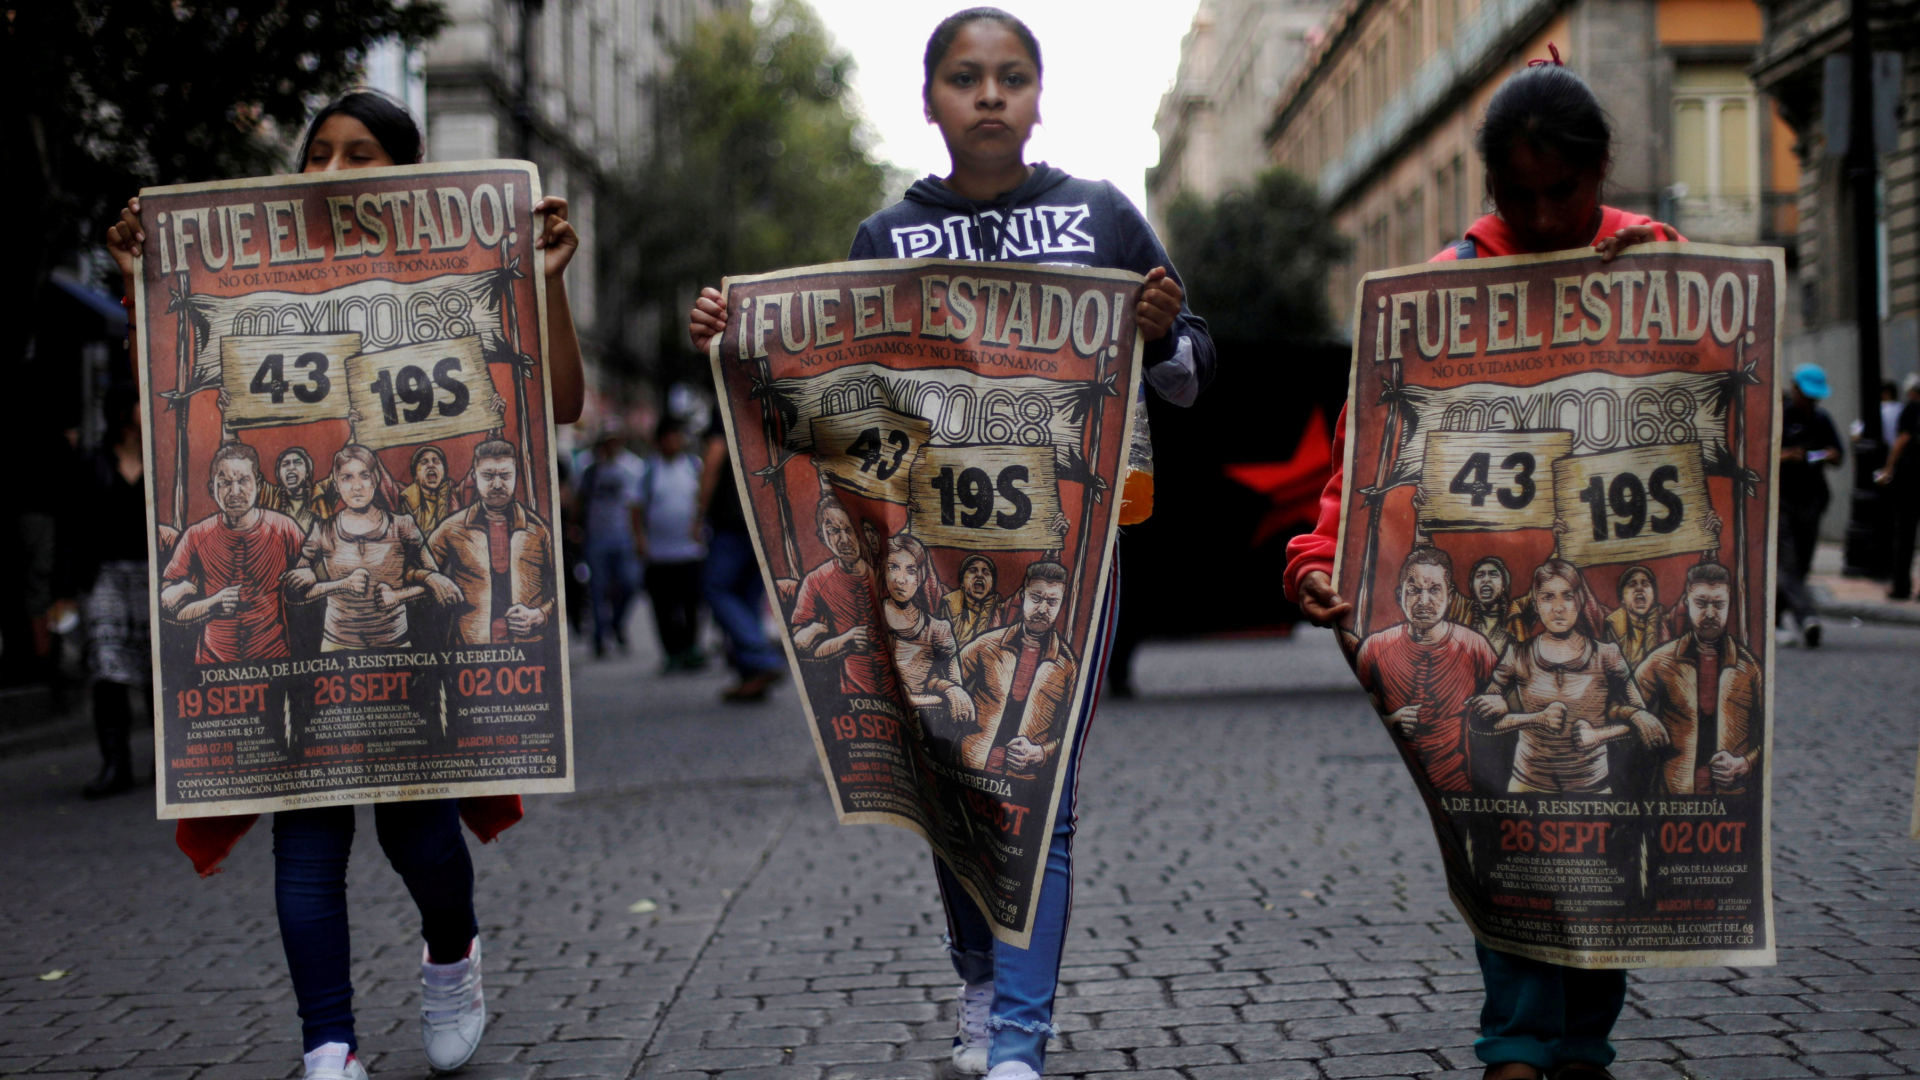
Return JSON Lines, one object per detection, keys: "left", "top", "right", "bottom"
{"left": 690, "top": 10, "right": 1215, "bottom": 1080}
{"left": 1286, "top": 59, "right": 1678, "bottom": 1080}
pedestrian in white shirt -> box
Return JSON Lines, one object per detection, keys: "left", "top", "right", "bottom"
{"left": 637, "top": 417, "right": 708, "bottom": 671}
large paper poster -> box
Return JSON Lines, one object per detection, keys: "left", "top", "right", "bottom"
{"left": 133, "top": 161, "right": 573, "bottom": 818}
{"left": 1334, "top": 244, "right": 1782, "bottom": 968}
{"left": 711, "top": 259, "right": 1142, "bottom": 946}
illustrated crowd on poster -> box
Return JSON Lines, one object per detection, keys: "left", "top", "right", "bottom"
{"left": 160, "top": 421, "right": 555, "bottom": 669}
{"left": 1359, "top": 545, "right": 1760, "bottom": 800}
{"left": 777, "top": 480, "right": 1080, "bottom": 786}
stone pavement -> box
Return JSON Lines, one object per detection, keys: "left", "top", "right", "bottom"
{"left": 3, "top": 615, "right": 1919, "bottom": 1080}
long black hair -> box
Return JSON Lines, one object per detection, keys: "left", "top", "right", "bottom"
{"left": 296, "top": 89, "right": 424, "bottom": 169}
{"left": 922, "top": 7, "right": 1043, "bottom": 101}
{"left": 1475, "top": 64, "right": 1612, "bottom": 179}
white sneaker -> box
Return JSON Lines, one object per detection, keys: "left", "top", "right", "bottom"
{"left": 951, "top": 979, "right": 993, "bottom": 1075}
{"left": 420, "top": 937, "right": 486, "bottom": 1072}
{"left": 303, "top": 1042, "right": 370, "bottom": 1080}
{"left": 985, "top": 1062, "right": 1040, "bottom": 1080}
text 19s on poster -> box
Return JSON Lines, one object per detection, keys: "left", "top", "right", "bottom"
{"left": 712, "top": 260, "right": 1140, "bottom": 947}
{"left": 1335, "top": 244, "right": 1782, "bottom": 968}
{"left": 135, "top": 161, "right": 573, "bottom": 818}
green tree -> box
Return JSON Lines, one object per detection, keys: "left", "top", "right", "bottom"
{"left": 4, "top": 1, "right": 448, "bottom": 366}
{"left": 1164, "top": 168, "right": 1350, "bottom": 345}
{"left": 617, "top": 0, "right": 891, "bottom": 383}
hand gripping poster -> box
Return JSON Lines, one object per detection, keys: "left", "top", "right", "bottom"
{"left": 711, "top": 260, "right": 1140, "bottom": 946}
{"left": 133, "top": 161, "right": 573, "bottom": 818}
{"left": 1335, "top": 243, "right": 1783, "bottom": 968}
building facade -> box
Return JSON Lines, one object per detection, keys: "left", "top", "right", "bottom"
{"left": 1265, "top": 0, "right": 1800, "bottom": 332}
{"left": 1148, "top": 0, "right": 1338, "bottom": 228}
{"left": 371, "top": 0, "right": 738, "bottom": 397}
{"left": 1752, "top": 0, "right": 1919, "bottom": 431}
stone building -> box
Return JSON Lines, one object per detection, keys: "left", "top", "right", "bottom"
{"left": 1752, "top": 0, "right": 1919, "bottom": 428}
{"left": 1264, "top": 0, "right": 1800, "bottom": 331}
{"left": 370, "top": 0, "right": 741, "bottom": 388}
{"left": 1147, "top": 0, "right": 1338, "bottom": 229}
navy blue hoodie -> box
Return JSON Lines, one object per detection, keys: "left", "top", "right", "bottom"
{"left": 847, "top": 163, "right": 1216, "bottom": 406}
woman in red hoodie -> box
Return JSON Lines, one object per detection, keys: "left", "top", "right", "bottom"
{"left": 1284, "top": 58, "right": 1679, "bottom": 1080}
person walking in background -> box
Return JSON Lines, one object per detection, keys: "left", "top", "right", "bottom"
{"left": 579, "top": 426, "right": 644, "bottom": 657}
{"left": 53, "top": 386, "right": 172, "bottom": 798}
{"left": 556, "top": 452, "right": 590, "bottom": 637}
{"left": 1289, "top": 58, "right": 1681, "bottom": 1080}
{"left": 696, "top": 418, "right": 786, "bottom": 702}
{"left": 1877, "top": 374, "right": 1920, "bottom": 599}
{"left": 637, "top": 416, "right": 708, "bottom": 672}
{"left": 1778, "top": 363, "right": 1843, "bottom": 645}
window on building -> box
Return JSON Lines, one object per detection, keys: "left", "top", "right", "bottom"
{"left": 1369, "top": 39, "right": 1389, "bottom": 117}
{"left": 1398, "top": 188, "right": 1427, "bottom": 266}
{"left": 1449, "top": 156, "right": 1468, "bottom": 243}
{"left": 1403, "top": 2, "right": 1424, "bottom": 73}
{"left": 1366, "top": 213, "right": 1391, "bottom": 272}
{"left": 1340, "top": 75, "right": 1356, "bottom": 142}
{"left": 1672, "top": 64, "right": 1757, "bottom": 198}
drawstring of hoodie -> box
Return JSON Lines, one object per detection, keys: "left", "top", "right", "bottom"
{"left": 972, "top": 207, "right": 1005, "bottom": 261}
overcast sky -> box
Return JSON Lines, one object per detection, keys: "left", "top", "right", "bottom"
{"left": 802, "top": 0, "right": 1202, "bottom": 213}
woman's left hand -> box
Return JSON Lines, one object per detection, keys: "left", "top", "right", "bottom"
{"left": 534, "top": 197, "right": 579, "bottom": 278}
{"left": 1136, "top": 266, "right": 1183, "bottom": 342}
{"left": 1594, "top": 223, "right": 1674, "bottom": 263}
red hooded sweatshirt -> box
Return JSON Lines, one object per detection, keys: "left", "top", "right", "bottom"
{"left": 1281, "top": 208, "right": 1681, "bottom": 604}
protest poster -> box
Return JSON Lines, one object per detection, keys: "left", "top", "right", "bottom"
{"left": 711, "top": 260, "right": 1141, "bottom": 946}
{"left": 1333, "top": 243, "right": 1782, "bottom": 968}
{"left": 133, "top": 161, "right": 573, "bottom": 818}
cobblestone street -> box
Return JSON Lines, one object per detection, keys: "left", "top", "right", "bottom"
{"left": 4, "top": 617, "right": 1919, "bottom": 1080}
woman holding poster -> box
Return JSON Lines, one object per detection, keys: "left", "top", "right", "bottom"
{"left": 690, "top": 10, "right": 1216, "bottom": 1080}
{"left": 105, "top": 92, "right": 586, "bottom": 1080}
{"left": 286, "top": 444, "right": 459, "bottom": 652}
{"left": 1288, "top": 60, "right": 1690, "bottom": 1080}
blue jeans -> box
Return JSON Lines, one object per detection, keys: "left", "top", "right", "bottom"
{"left": 934, "top": 578, "right": 1116, "bottom": 1073}
{"left": 704, "top": 527, "right": 783, "bottom": 676}
{"left": 587, "top": 541, "right": 641, "bottom": 651}
{"left": 1475, "top": 941, "right": 1627, "bottom": 1070}
{"left": 273, "top": 800, "right": 478, "bottom": 1053}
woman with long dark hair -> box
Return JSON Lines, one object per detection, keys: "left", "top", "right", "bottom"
{"left": 1469, "top": 559, "right": 1657, "bottom": 794}
{"left": 286, "top": 444, "right": 457, "bottom": 650}
{"left": 103, "top": 89, "right": 584, "bottom": 1080}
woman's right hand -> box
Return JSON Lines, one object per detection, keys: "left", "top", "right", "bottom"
{"left": 105, "top": 197, "right": 144, "bottom": 286}
{"left": 689, "top": 286, "right": 727, "bottom": 354}
{"left": 1297, "top": 570, "right": 1352, "bottom": 627}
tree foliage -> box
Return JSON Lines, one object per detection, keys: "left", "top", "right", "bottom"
{"left": 1164, "top": 168, "right": 1350, "bottom": 345}
{"left": 618, "top": 0, "right": 891, "bottom": 381}
{"left": 5, "top": 1, "right": 448, "bottom": 363}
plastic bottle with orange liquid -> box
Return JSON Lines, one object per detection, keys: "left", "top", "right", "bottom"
{"left": 1118, "top": 387, "right": 1154, "bottom": 525}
